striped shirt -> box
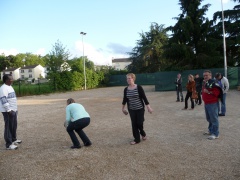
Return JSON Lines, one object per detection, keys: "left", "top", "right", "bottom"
{"left": 126, "top": 88, "right": 143, "bottom": 110}
{"left": 0, "top": 84, "right": 18, "bottom": 112}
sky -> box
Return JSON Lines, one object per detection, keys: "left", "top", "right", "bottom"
{"left": 0, "top": 0, "right": 237, "bottom": 65}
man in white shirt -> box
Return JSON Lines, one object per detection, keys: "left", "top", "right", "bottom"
{"left": 0, "top": 74, "right": 22, "bottom": 150}
{"left": 215, "top": 73, "right": 229, "bottom": 116}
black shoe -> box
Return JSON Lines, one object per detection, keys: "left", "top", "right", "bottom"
{"left": 176, "top": 100, "right": 180, "bottom": 102}
{"left": 71, "top": 145, "right": 81, "bottom": 149}
{"left": 181, "top": 100, "right": 184, "bottom": 102}
{"left": 84, "top": 142, "right": 92, "bottom": 147}
{"left": 219, "top": 114, "right": 225, "bottom": 116}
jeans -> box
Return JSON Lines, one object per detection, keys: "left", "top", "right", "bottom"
{"left": 67, "top": 117, "right": 91, "bottom": 147}
{"left": 128, "top": 108, "right": 146, "bottom": 143}
{"left": 204, "top": 103, "right": 219, "bottom": 136}
{"left": 184, "top": 91, "right": 194, "bottom": 109}
{"left": 218, "top": 93, "right": 226, "bottom": 115}
{"left": 176, "top": 89, "right": 183, "bottom": 101}
{"left": 2, "top": 111, "right": 18, "bottom": 148}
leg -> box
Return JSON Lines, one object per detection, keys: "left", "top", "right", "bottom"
{"left": 176, "top": 89, "right": 180, "bottom": 101}
{"left": 11, "top": 111, "right": 18, "bottom": 142}
{"left": 190, "top": 92, "right": 194, "bottom": 109}
{"left": 184, "top": 92, "right": 190, "bottom": 109}
{"left": 74, "top": 118, "right": 91, "bottom": 145}
{"left": 198, "top": 91, "right": 202, "bottom": 105}
{"left": 180, "top": 91, "right": 184, "bottom": 101}
{"left": 204, "top": 105, "right": 213, "bottom": 134}
{"left": 2, "top": 112, "right": 13, "bottom": 148}
{"left": 136, "top": 109, "right": 146, "bottom": 137}
{"left": 67, "top": 122, "right": 80, "bottom": 147}
{"left": 129, "top": 109, "right": 141, "bottom": 143}
{"left": 207, "top": 103, "right": 219, "bottom": 136}
{"left": 221, "top": 93, "right": 226, "bottom": 115}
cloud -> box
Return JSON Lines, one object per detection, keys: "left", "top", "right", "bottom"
{"left": 0, "top": 48, "right": 19, "bottom": 56}
{"left": 107, "top": 43, "right": 133, "bottom": 54}
{"left": 73, "top": 41, "right": 130, "bottom": 65}
{"left": 35, "top": 48, "right": 46, "bottom": 56}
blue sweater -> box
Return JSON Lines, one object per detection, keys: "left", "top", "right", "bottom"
{"left": 66, "top": 103, "right": 90, "bottom": 123}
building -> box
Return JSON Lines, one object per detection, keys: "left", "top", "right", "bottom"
{"left": 112, "top": 58, "right": 132, "bottom": 70}
{"left": 20, "top": 65, "right": 46, "bottom": 80}
{"left": 1, "top": 67, "right": 21, "bottom": 80}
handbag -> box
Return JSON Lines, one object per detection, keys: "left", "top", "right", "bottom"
{"left": 191, "top": 89, "right": 198, "bottom": 99}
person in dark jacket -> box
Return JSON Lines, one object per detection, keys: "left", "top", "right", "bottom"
{"left": 122, "top": 73, "right": 153, "bottom": 145}
{"left": 182, "top": 74, "right": 196, "bottom": 110}
{"left": 194, "top": 73, "right": 204, "bottom": 105}
{"left": 175, "top": 73, "right": 184, "bottom": 102}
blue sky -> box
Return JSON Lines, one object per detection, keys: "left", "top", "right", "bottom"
{"left": 0, "top": 0, "right": 237, "bottom": 65}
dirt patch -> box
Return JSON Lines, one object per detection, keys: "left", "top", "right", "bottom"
{"left": 0, "top": 86, "right": 240, "bottom": 180}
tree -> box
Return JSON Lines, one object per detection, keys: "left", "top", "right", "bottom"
{"left": 165, "top": 0, "right": 222, "bottom": 70}
{"left": 128, "top": 23, "right": 168, "bottom": 73}
{"left": 46, "top": 40, "right": 70, "bottom": 73}
{"left": 211, "top": 0, "right": 240, "bottom": 66}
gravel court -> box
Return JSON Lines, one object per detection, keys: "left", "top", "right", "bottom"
{"left": 0, "top": 86, "right": 239, "bottom": 180}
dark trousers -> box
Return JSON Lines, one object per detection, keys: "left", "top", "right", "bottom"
{"left": 176, "top": 89, "right": 183, "bottom": 101}
{"left": 128, "top": 108, "right": 146, "bottom": 143}
{"left": 185, "top": 92, "right": 194, "bottom": 109}
{"left": 196, "top": 91, "right": 202, "bottom": 105}
{"left": 2, "top": 111, "right": 18, "bottom": 148}
{"left": 67, "top": 118, "right": 91, "bottom": 147}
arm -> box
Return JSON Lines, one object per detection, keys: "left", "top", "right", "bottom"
{"left": 0, "top": 87, "right": 11, "bottom": 112}
{"left": 223, "top": 78, "right": 229, "bottom": 93}
{"left": 122, "top": 88, "right": 128, "bottom": 115}
{"left": 138, "top": 86, "right": 153, "bottom": 113}
{"left": 66, "top": 106, "right": 71, "bottom": 122}
{"left": 122, "top": 104, "right": 128, "bottom": 115}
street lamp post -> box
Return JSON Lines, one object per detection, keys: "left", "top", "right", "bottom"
{"left": 221, "top": 0, "right": 227, "bottom": 78}
{"left": 80, "top": 32, "right": 87, "bottom": 90}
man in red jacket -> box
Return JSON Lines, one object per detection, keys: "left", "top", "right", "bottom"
{"left": 202, "top": 70, "right": 222, "bottom": 140}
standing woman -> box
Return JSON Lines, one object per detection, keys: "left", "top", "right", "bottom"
{"left": 122, "top": 73, "right": 153, "bottom": 145}
{"left": 64, "top": 98, "right": 92, "bottom": 149}
{"left": 182, "top": 74, "right": 196, "bottom": 110}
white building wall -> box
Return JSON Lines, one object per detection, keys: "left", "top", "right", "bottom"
{"left": 112, "top": 62, "right": 131, "bottom": 70}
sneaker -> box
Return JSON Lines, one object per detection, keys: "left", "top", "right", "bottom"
{"left": 71, "top": 145, "right": 81, "bottom": 149}
{"left": 7, "top": 144, "right": 18, "bottom": 150}
{"left": 203, "top": 132, "right": 211, "bottom": 135}
{"left": 142, "top": 136, "right": 147, "bottom": 140}
{"left": 219, "top": 114, "right": 225, "bottom": 116}
{"left": 13, "top": 139, "right": 22, "bottom": 145}
{"left": 208, "top": 135, "right": 219, "bottom": 140}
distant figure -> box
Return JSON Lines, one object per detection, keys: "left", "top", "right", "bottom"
{"left": 122, "top": 73, "right": 153, "bottom": 145}
{"left": 215, "top": 73, "right": 229, "bottom": 116}
{"left": 0, "top": 74, "right": 22, "bottom": 150}
{"left": 194, "top": 73, "right": 204, "bottom": 105}
{"left": 202, "top": 70, "right": 222, "bottom": 140}
{"left": 175, "top": 73, "right": 184, "bottom": 102}
{"left": 182, "top": 74, "right": 196, "bottom": 110}
{"left": 64, "top": 98, "right": 92, "bottom": 149}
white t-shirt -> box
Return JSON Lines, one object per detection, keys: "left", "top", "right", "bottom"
{"left": 0, "top": 84, "right": 18, "bottom": 112}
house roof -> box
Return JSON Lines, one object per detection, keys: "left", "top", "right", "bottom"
{"left": 2, "top": 67, "right": 20, "bottom": 72}
{"left": 112, "top": 58, "right": 131, "bottom": 63}
{"left": 21, "top": 65, "right": 39, "bottom": 69}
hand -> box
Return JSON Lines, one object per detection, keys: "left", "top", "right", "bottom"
{"left": 64, "top": 121, "right": 68, "bottom": 128}
{"left": 8, "top": 110, "right": 14, "bottom": 116}
{"left": 147, "top": 106, "right": 153, "bottom": 114}
{"left": 203, "top": 89, "right": 209, "bottom": 93}
{"left": 122, "top": 109, "right": 128, "bottom": 115}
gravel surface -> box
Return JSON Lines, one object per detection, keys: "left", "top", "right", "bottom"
{"left": 0, "top": 86, "right": 239, "bottom": 180}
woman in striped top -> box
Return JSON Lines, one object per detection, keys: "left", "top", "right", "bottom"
{"left": 122, "top": 73, "right": 153, "bottom": 145}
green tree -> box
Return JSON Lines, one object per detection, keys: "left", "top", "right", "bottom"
{"left": 211, "top": 0, "right": 240, "bottom": 66}
{"left": 165, "top": 0, "right": 222, "bottom": 70}
{"left": 128, "top": 23, "right": 168, "bottom": 73}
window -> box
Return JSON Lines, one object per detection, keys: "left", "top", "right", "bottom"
{"left": 28, "top": 69, "right": 32, "bottom": 72}
{"left": 29, "top": 74, "right": 32, "bottom": 78}
{"left": 21, "top": 70, "right": 24, "bottom": 73}
{"left": 21, "top": 75, "right": 24, "bottom": 79}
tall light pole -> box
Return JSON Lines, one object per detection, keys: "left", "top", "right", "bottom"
{"left": 221, "top": 0, "right": 227, "bottom": 78}
{"left": 80, "top": 32, "right": 87, "bottom": 90}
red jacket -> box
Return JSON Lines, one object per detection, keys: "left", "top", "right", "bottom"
{"left": 202, "top": 87, "right": 220, "bottom": 104}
